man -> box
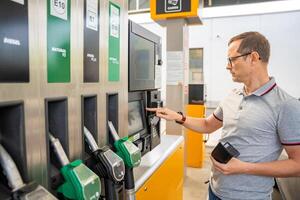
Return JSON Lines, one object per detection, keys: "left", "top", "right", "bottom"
{"left": 147, "top": 32, "right": 300, "bottom": 200}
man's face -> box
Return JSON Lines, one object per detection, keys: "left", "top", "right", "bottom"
{"left": 227, "top": 40, "right": 252, "bottom": 83}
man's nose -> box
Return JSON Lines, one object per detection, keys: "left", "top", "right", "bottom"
{"left": 226, "top": 62, "right": 231, "bottom": 70}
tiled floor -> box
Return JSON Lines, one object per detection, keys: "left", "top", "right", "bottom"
{"left": 183, "top": 147, "right": 212, "bottom": 200}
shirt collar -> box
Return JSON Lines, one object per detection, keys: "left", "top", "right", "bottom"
{"left": 237, "top": 77, "right": 277, "bottom": 96}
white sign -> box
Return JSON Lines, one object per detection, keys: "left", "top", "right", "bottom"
{"left": 3, "top": 37, "right": 21, "bottom": 46}
{"left": 165, "top": 0, "right": 182, "bottom": 13}
{"left": 167, "top": 51, "right": 184, "bottom": 85}
{"left": 52, "top": 47, "right": 67, "bottom": 58}
{"left": 109, "top": 57, "right": 119, "bottom": 65}
{"left": 155, "top": 64, "right": 162, "bottom": 89}
{"left": 10, "top": 0, "right": 24, "bottom": 5}
{"left": 51, "top": 0, "right": 68, "bottom": 21}
{"left": 87, "top": 53, "right": 97, "bottom": 62}
{"left": 110, "top": 4, "right": 120, "bottom": 38}
{"left": 86, "top": 0, "right": 98, "bottom": 31}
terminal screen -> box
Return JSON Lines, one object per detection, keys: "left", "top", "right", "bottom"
{"left": 128, "top": 101, "right": 144, "bottom": 135}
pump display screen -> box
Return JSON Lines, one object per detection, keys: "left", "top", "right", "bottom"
{"left": 128, "top": 101, "right": 144, "bottom": 135}
{"left": 131, "top": 33, "right": 155, "bottom": 81}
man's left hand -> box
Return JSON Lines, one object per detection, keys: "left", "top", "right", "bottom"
{"left": 210, "top": 156, "right": 249, "bottom": 175}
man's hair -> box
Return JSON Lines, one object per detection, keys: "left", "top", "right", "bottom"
{"left": 228, "top": 32, "right": 270, "bottom": 63}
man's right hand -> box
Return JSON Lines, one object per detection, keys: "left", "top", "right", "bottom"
{"left": 146, "top": 107, "right": 182, "bottom": 121}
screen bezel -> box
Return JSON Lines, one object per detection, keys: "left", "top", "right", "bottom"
{"left": 128, "top": 20, "right": 161, "bottom": 91}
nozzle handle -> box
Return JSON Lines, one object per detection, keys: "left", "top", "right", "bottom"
{"left": 84, "top": 126, "right": 99, "bottom": 152}
{"left": 49, "top": 133, "right": 70, "bottom": 166}
{"left": 0, "top": 144, "right": 25, "bottom": 191}
{"left": 107, "top": 121, "right": 120, "bottom": 141}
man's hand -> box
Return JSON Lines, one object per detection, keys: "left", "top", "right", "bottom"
{"left": 210, "top": 156, "right": 249, "bottom": 175}
{"left": 146, "top": 107, "right": 182, "bottom": 121}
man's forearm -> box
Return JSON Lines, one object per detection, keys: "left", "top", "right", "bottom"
{"left": 243, "top": 159, "right": 300, "bottom": 178}
{"left": 182, "top": 117, "right": 215, "bottom": 134}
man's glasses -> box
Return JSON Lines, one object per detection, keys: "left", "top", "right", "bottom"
{"left": 227, "top": 52, "right": 252, "bottom": 67}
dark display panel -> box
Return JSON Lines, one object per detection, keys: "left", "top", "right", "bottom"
{"left": 129, "top": 20, "right": 162, "bottom": 91}
{"left": 188, "top": 84, "right": 205, "bottom": 104}
{"left": 131, "top": 34, "right": 155, "bottom": 81}
{"left": 0, "top": 0, "right": 29, "bottom": 82}
{"left": 84, "top": 0, "right": 100, "bottom": 82}
{"left": 128, "top": 100, "right": 144, "bottom": 135}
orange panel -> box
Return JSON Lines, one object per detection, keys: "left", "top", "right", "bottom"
{"left": 185, "top": 105, "right": 205, "bottom": 168}
{"left": 150, "top": 0, "right": 199, "bottom": 21}
{"left": 136, "top": 142, "right": 184, "bottom": 200}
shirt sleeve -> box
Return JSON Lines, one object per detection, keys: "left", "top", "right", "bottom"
{"left": 278, "top": 98, "right": 300, "bottom": 145}
{"left": 213, "top": 103, "right": 223, "bottom": 122}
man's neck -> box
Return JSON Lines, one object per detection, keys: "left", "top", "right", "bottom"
{"left": 244, "top": 76, "right": 270, "bottom": 95}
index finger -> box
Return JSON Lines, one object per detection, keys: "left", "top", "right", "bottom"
{"left": 146, "top": 107, "right": 158, "bottom": 112}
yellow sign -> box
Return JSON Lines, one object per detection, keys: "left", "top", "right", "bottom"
{"left": 150, "top": 0, "right": 199, "bottom": 20}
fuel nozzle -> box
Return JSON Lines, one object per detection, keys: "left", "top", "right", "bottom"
{"left": 107, "top": 121, "right": 141, "bottom": 168}
{"left": 49, "top": 133, "right": 70, "bottom": 167}
{"left": 83, "top": 126, "right": 100, "bottom": 153}
{"left": 107, "top": 121, "right": 142, "bottom": 200}
{"left": 0, "top": 144, "right": 57, "bottom": 200}
{"left": 84, "top": 126, "right": 125, "bottom": 182}
{"left": 0, "top": 144, "right": 25, "bottom": 192}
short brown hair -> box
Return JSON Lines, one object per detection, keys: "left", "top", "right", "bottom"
{"left": 229, "top": 32, "right": 270, "bottom": 63}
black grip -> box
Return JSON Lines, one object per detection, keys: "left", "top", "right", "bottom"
{"left": 124, "top": 167, "right": 135, "bottom": 190}
{"left": 104, "top": 179, "right": 119, "bottom": 200}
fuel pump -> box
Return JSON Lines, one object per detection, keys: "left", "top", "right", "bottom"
{"left": 83, "top": 126, "right": 125, "bottom": 200}
{"left": 49, "top": 134, "right": 101, "bottom": 200}
{"left": 0, "top": 144, "right": 57, "bottom": 200}
{"left": 107, "top": 121, "right": 141, "bottom": 200}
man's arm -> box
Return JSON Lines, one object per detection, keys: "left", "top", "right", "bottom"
{"left": 183, "top": 114, "right": 222, "bottom": 134}
{"left": 211, "top": 145, "right": 300, "bottom": 177}
{"left": 146, "top": 107, "right": 223, "bottom": 134}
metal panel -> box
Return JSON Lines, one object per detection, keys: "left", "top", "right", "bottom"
{"left": 0, "top": 0, "right": 128, "bottom": 194}
{"left": 0, "top": 0, "right": 45, "bottom": 188}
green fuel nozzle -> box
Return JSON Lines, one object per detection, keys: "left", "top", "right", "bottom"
{"left": 49, "top": 133, "right": 101, "bottom": 200}
{"left": 107, "top": 121, "right": 141, "bottom": 168}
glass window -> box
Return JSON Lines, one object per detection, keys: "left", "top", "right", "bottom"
{"left": 139, "top": 0, "right": 150, "bottom": 9}
{"left": 189, "top": 48, "right": 204, "bottom": 84}
{"left": 204, "top": 0, "right": 285, "bottom": 7}
{"left": 129, "top": 0, "right": 137, "bottom": 11}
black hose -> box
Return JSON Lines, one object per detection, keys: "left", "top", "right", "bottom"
{"left": 104, "top": 179, "right": 119, "bottom": 200}
{"left": 124, "top": 167, "right": 134, "bottom": 190}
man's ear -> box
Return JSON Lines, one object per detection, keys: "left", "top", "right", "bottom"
{"left": 251, "top": 51, "right": 260, "bottom": 64}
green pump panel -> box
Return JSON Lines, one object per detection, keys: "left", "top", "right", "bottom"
{"left": 47, "top": 0, "right": 71, "bottom": 83}
{"left": 108, "top": 2, "right": 120, "bottom": 82}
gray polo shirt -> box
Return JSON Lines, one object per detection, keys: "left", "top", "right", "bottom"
{"left": 211, "top": 77, "right": 300, "bottom": 200}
